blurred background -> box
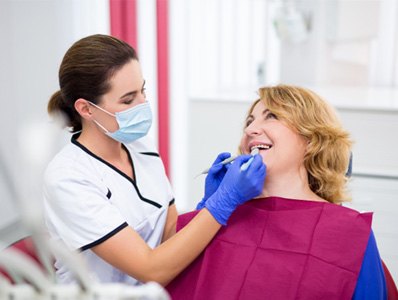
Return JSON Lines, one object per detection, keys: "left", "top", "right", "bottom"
{"left": 0, "top": 0, "right": 397, "bottom": 281}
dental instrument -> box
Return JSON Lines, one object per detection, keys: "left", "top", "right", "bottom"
{"left": 198, "top": 148, "right": 260, "bottom": 177}
{"left": 240, "top": 148, "right": 260, "bottom": 171}
{"left": 0, "top": 245, "right": 52, "bottom": 293}
{"left": 199, "top": 155, "right": 238, "bottom": 176}
{"left": 0, "top": 149, "right": 55, "bottom": 283}
{"left": 48, "top": 239, "right": 94, "bottom": 292}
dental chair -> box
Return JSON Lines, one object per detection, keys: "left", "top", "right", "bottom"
{"left": 382, "top": 260, "right": 398, "bottom": 300}
{"left": 0, "top": 236, "right": 43, "bottom": 283}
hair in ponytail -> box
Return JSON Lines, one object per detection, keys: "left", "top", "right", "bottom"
{"left": 47, "top": 34, "right": 138, "bottom": 132}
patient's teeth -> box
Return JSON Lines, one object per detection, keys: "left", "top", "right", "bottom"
{"left": 250, "top": 144, "right": 271, "bottom": 152}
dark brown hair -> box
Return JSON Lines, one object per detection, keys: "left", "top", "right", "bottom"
{"left": 47, "top": 34, "right": 138, "bottom": 132}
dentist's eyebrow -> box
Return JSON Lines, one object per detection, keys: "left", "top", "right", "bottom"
{"left": 119, "top": 80, "right": 146, "bottom": 99}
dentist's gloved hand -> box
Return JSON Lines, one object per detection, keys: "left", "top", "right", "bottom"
{"left": 204, "top": 154, "right": 266, "bottom": 225}
{"left": 196, "top": 152, "right": 232, "bottom": 210}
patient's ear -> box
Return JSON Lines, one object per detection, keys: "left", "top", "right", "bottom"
{"left": 304, "top": 138, "right": 311, "bottom": 152}
{"left": 74, "top": 99, "right": 93, "bottom": 120}
{"left": 303, "top": 139, "right": 313, "bottom": 160}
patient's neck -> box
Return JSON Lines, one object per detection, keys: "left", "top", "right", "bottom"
{"left": 259, "top": 170, "right": 326, "bottom": 202}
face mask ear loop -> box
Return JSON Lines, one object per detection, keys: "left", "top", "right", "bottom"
{"left": 87, "top": 101, "right": 116, "bottom": 134}
{"left": 88, "top": 101, "right": 116, "bottom": 117}
{"left": 92, "top": 120, "right": 112, "bottom": 134}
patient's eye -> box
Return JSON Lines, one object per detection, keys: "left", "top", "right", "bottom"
{"left": 265, "top": 111, "right": 277, "bottom": 120}
{"left": 245, "top": 117, "right": 253, "bottom": 128}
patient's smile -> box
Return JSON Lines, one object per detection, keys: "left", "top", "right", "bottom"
{"left": 250, "top": 144, "right": 272, "bottom": 152}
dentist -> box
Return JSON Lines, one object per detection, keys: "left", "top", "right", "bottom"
{"left": 43, "top": 34, "right": 265, "bottom": 287}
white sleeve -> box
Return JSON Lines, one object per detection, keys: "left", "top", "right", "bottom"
{"left": 43, "top": 166, "right": 126, "bottom": 251}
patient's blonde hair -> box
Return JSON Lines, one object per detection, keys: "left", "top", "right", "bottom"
{"left": 246, "top": 85, "right": 352, "bottom": 203}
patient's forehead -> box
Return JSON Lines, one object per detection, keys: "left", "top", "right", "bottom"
{"left": 250, "top": 101, "right": 268, "bottom": 116}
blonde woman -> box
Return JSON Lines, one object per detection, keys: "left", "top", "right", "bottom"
{"left": 167, "top": 85, "right": 387, "bottom": 299}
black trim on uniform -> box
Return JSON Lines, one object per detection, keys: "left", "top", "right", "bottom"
{"left": 106, "top": 188, "right": 112, "bottom": 199}
{"left": 79, "top": 222, "right": 128, "bottom": 251}
{"left": 71, "top": 134, "right": 163, "bottom": 209}
{"left": 169, "top": 199, "right": 175, "bottom": 206}
{"left": 139, "top": 152, "right": 160, "bottom": 157}
{"left": 123, "top": 144, "right": 137, "bottom": 184}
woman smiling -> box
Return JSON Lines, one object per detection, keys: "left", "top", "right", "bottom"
{"left": 167, "top": 85, "right": 387, "bottom": 300}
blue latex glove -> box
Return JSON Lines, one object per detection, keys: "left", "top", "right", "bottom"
{"left": 205, "top": 154, "right": 266, "bottom": 225}
{"left": 196, "top": 152, "right": 232, "bottom": 210}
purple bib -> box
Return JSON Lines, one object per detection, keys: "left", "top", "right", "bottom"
{"left": 167, "top": 197, "right": 372, "bottom": 300}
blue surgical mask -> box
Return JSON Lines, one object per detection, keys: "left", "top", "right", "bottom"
{"left": 89, "top": 101, "right": 152, "bottom": 144}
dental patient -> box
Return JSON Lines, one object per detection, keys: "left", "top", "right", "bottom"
{"left": 167, "top": 85, "right": 387, "bottom": 299}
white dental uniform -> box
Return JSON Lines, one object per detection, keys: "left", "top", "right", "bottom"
{"left": 43, "top": 134, "right": 174, "bottom": 285}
